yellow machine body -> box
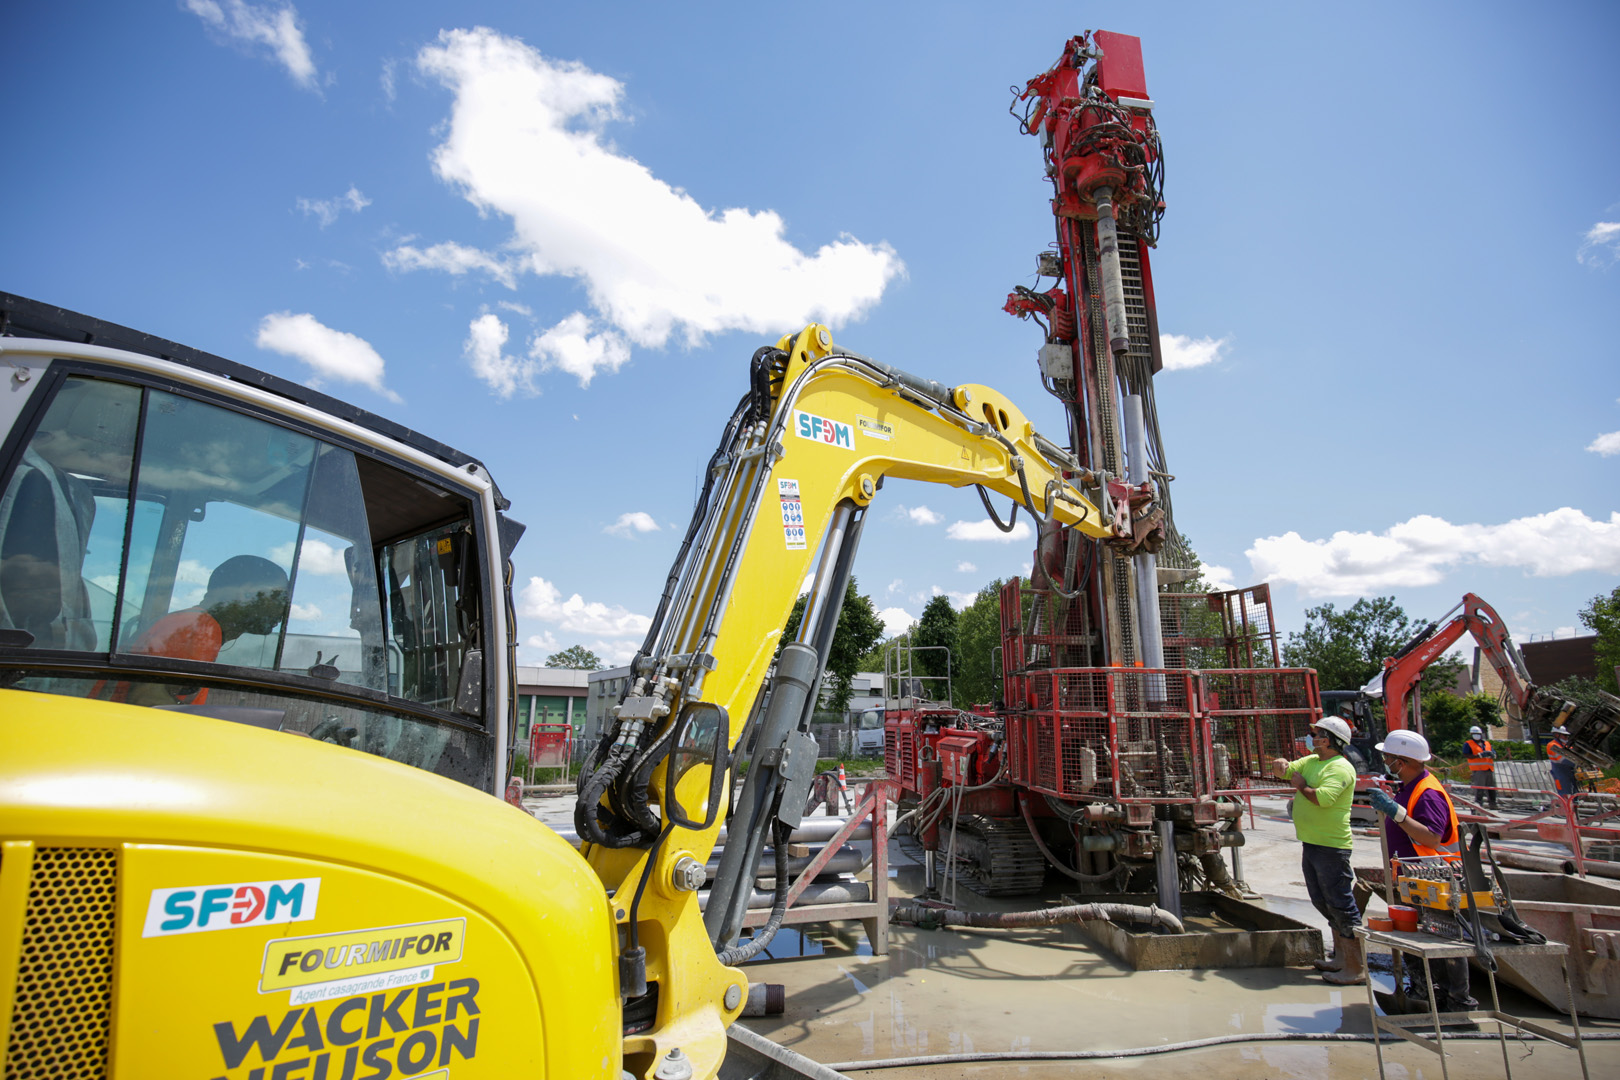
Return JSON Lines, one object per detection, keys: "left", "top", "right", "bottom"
{"left": 0, "top": 692, "right": 621, "bottom": 1078}
{"left": 1396, "top": 875, "right": 1497, "bottom": 914}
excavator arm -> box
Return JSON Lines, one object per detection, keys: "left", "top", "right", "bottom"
{"left": 1383, "top": 592, "right": 1534, "bottom": 733}
{"left": 572, "top": 325, "right": 1122, "bottom": 1078}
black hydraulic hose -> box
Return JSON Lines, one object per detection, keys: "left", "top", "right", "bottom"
{"left": 716, "top": 822, "right": 793, "bottom": 966}
{"left": 1019, "top": 794, "right": 1122, "bottom": 884}
{"left": 976, "top": 485, "right": 1018, "bottom": 533}
{"left": 824, "top": 1030, "right": 1620, "bottom": 1071}
{"left": 889, "top": 899, "right": 1183, "bottom": 935}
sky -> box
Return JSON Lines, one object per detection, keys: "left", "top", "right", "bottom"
{"left": 5, "top": 2, "right": 1618, "bottom": 673}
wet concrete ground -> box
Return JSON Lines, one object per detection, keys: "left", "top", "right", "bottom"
{"left": 529, "top": 795, "right": 1619, "bottom": 1078}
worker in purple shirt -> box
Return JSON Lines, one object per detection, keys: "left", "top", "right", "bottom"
{"left": 1367, "top": 729, "right": 1478, "bottom": 1012}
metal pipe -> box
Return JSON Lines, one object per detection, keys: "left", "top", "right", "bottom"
{"left": 548, "top": 815, "right": 871, "bottom": 851}
{"left": 1092, "top": 186, "right": 1132, "bottom": 357}
{"left": 1154, "top": 818, "right": 1182, "bottom": 919}
{"left": 924, "top": 849, "right": 937, "bottom": 895}
{"left": 707, "top": 848, "right": 866, "bottom": 882}
{"left": 1123, "top": 394, "right": 1165, "bottom": 697}
{"left": 1490, "top": 849, "right": 1576, "bottom": 875}
{"left": 698, "top": 881, "right": 872, "bottom": 913}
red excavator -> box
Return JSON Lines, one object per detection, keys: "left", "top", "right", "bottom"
{"left": 1368, "top": 593, "right": 1615, "bottom": 773}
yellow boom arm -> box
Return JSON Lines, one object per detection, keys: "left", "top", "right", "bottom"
{"left": 577, "top": 326, "right": 1124, "bottom": 1077}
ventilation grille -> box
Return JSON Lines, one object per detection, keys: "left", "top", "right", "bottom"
{"left": 5, "top": 847, "right": 117, "bottom": 1079}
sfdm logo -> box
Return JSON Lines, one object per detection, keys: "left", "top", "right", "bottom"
{"left": 143, "top": 877, "right": 320, "bottom": 937}
{"left": 794, "top": 410, "right": 853, "bottom": 450}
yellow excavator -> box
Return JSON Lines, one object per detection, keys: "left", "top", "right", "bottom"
{"left": 0, "top": 293, "right": 1132, "bottom": 1078}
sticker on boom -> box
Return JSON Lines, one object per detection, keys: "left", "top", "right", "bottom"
{"left": 143, "top": 878, "right": 319, "bottom": 937}
{"left": 261, "top": 918, "right": 466, "bottom": 1004}
{"left": 778, "top": 478, "right": 807, "bottom": 550}
{"left": 794, "top": 410, "right": 853, "bottom": 450}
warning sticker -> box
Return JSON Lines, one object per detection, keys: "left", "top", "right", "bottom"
{"left": 778, "top": 478, "right": 806, "bottom": 550}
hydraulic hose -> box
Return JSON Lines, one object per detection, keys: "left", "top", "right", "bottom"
{"left": 716, "top": 822, "right": 793, "bottom": 966}
{"left": 823, "top": 1030, "right": 1620, "bottom": 1071}
{"left": 890, "top": 899, "right": 1184, "bottom": 935}
{"left": 1019, "top": 794, "right": 1123, "bottom": 884}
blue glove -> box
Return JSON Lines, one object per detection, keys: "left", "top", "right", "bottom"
{"left": 1367, "top": 787, "right": 1403, "bottom": 820}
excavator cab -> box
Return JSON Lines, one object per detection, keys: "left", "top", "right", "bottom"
{"left": 0, "top": 294, "right": 513, "bottom": 793}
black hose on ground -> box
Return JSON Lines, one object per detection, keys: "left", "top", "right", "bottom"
{"left": 890, "top": 898, "right": 1184, "bottom": 935}
{"left": 823, "top": 1029, "right": 1620, "bottom": 1071}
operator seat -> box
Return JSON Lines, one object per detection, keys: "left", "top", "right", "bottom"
{"left": 0, "top": 446, "right": 97, "bottom": 650}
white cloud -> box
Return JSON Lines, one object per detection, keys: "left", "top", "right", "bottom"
{"left": 885, "top": 579, "right": 903, "bottom": 596}
{"left": 931, "top": 585, "right": 976, "bottom": 610}
{"left": 407, "top": 28, "right": 903, "bottom": 360}
{"left": 256, "top": 312, "right": 401, "bottom": 402}
{"left": 297, "top": 186, "right": 370, "bottom": 227}
{"left": 1248, "top": 508, "right": 1620, "bottom": 597}
{"left": 1588, "top": 431, "right": 1620, "bottom": 456}
{"left": 1160, "top": 333, "right": 1228, "bottom": 371}
{"left": 269, "top": 539, "right": 348, "bottom": 575}
{"left": 462, "top": 312, "right": 537, "bottom": 398}
{"left": 184, "top": 0, "right": 317, "bottom": 90}
{"left": 956, "top": 561, "right": 977, "bottom": 573}
{"left": 529, "top": 312, "right": 630, "bottom": 387}
{"left": 176, "top": 558, "right": 212, "bottom": 585}
{"left": 520, "top": 576, "right": 650, "bottom": 638}
{"left": 382, "top": 241, "right": 521, "bottom": 289}
{"left": 902, "top": 505, "right": 942, "bottom": 526}
{"left": 525, "top": 630, "right": 559, "bottom": 654}
{"left": 605, "top": 511, "right": 659, "bottom": 537}
{"left": 1200, "top": 563, "right": 1238, "bottom": 592}
{"left": 1577, "top": 221, "right": 1620, "bottom": 268}
{"left": 946, "top": 519, "right": 1033, "bottom": 543}
{"left": 878, "top": 606, "right": 916, "bottom": 637}
{"left": 289, "top": 602, "right": 323, "bottom": 622}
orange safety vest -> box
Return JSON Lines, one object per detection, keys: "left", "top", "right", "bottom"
{"left": 1465, "top": 738, "right": 1493, "bottom": 772}
{"left": 1396, "top": 771, "right": 1461, "bottom": 870}
{"left": 1547, "top": 737, "right": 1567, "bottom": 764}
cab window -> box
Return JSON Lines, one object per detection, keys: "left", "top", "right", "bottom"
{"left": 0, "top": 373, "right": 491, "bottom": 787}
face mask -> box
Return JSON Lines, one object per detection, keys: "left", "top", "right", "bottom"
{"left": 1384, "top": 760, "right": 1402, "bottom": 777}
{"left": 1303, "top": 735, "right": 1315, "bottom": 753}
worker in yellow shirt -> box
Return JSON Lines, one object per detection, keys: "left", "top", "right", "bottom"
{"left": 1271, "top": 716, "right": 1364, "bottom": 985}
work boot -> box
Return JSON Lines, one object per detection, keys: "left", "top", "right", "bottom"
{"left": 1312, "top": 932, "right": 1345, "bottom": 972}
{"left": 1321, "top": 934, "right": 1366, "bottom": 986}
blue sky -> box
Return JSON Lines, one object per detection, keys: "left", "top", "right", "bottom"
{"left": 7, "top": 2, "right": 1618, "bottom": 672}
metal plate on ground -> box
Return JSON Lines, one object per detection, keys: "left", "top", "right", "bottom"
{"left": 1066, "top": 891, "right": 1323, "bottom": 970}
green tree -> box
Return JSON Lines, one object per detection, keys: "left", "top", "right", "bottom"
{"left": 954, "top": 580, "right": 1006, "bottom": 708}
{"left": 913, "top": 595, "right": 960, "bottom": 686}
{"left": 546, "top": 644, "right": 604, "bottom": 670}
{"left": 1579, "top": 586, "right": 1620, "bottom": 694}
{"left": 1422, "top": 691, "right": 1501, "bottom": 759}
{"left": 1282, "top": 597, "right": 1463, "bottom": 695}
{"left": 779, "top": 578, "right": 885, "bottom": 715}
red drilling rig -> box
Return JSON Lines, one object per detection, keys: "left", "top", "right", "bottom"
{"left": 884, "top": 32, "right": 1322, "bottom": 913}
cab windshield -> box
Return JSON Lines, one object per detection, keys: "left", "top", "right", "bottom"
{"left": 0, "top": 373, "right": 494, "bottom": 789}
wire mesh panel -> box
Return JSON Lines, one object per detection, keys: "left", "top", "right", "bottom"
{"left": 1159, "top": 585, "right": 1281, "bottom": 669}
{"left": 1200, "top": 668, "right": 1321, "bottom": 795}
{"left": 1004, "top": 669, "right": 1205, "bottom": 802}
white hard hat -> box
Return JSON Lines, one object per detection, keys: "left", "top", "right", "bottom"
{"left": 1553, "top": 725, "right": 1570, "bottom": 735}
{"left": 1376, "top": 728, "right": 1431, "bottom": 762}
{"left": 1312, "top": 716, "right": 1353, "bottom": 745}
{"left": 1469, "top": 726, "right": 1483, "bottom": 737}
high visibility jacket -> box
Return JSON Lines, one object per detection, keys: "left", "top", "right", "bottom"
{"left": 1547, "top": 737, "right": 1568, "bottom": 765}
{"left": 1396, "top": 771, "right": 1461, "bottom": 870}
{"left": 1465, "top": 738, "right": 1493, "bottom": 772}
